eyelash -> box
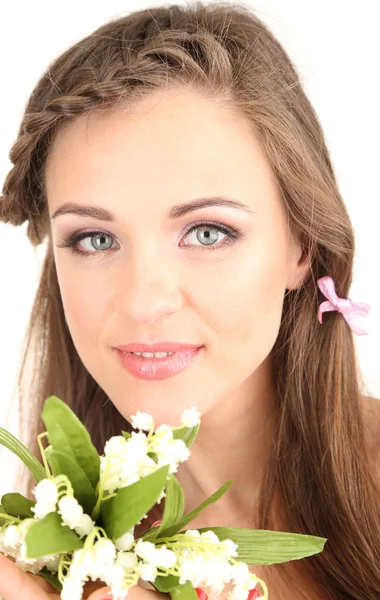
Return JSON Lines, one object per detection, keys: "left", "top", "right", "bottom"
{"left": 55, "top": 221, "right": 243, "bottom": 259}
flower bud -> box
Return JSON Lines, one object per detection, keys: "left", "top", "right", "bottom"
{"left": 32, "top": 479, "right": 58, "bottom": 505}
{"left": 58, "top": 496, "right": 84, "bottom": 528}
{"left": 115, "top": 531, "right": 135, "bottom": 551}
{"left": 138, "top": 562, "right": 157, "bottom": 582}
{"left": 131, "top": 411, "right": 154, "bottom": 431}
{"left": 74, "top": 513, "right": 95, "bottom": 538}
{"left": 181, "top": 407, "right": 201, "bottom": 427}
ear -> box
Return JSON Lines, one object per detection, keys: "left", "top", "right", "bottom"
{"left": 285, "top": 235, "right": 311, "bottom": 292}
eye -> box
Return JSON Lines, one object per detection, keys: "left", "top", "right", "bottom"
{"left": 55, "top": 221, "right": 244, "bottom": 259}
{"left": 180, "top": 222, "right": 242, "bottom": 250}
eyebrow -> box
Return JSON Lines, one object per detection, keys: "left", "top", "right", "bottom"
{"left": 49, "top": 196, "right": 256, "bottom": 221}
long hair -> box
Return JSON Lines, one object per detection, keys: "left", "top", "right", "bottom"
{"left": 1, "top": 3, "right": 379, "bottom": 598}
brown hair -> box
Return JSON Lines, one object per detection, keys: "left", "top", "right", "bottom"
{"left": 1, "top": 2, "right": 379, "bottom": 598}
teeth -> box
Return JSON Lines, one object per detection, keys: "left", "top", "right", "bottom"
{"left": 132, "top": 351, "right": 176, "bottom": 358}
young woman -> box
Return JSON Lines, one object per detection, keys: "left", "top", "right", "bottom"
{"left": 0, "top": 2, "right": 379, "bottom": 599}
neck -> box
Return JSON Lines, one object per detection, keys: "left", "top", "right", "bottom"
{"left": 174, "top": 355, "right": 278, "bottom": 530}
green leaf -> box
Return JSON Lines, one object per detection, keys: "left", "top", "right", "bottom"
{"left": 193, "top": 527, "right": 327, "bottom": 565}
{"left": 169, "top": 581, "right": 198, "bottom": 600}
{"left": 1, "top": 493, "right": 35, "bottom": 519}
{"left": 153, "top": 474, "right": 184, "bottom": 540}
{"left": 101, "top": 464, "right": 170, "bottom": 541}
{"left": 172, "top": 423, "right": 200, "bottom": 449}
{"left": 0, "top": 427, "right": 46, "bottom": 483}
{"left": 152, "top": 574, "right": 181, "bottom": 593}
{"left": 41, "top": 395, "right": 100, "bottom": 491}
{"left": 45, "top": 448, "right": 97, "bottom": 515}
{"left": 121, "top": 430, "right": 132, "bottom": 441}
{"left": 149, "top": 480, "right": 233, "bottom": 540}
{"left": 38, "top": 569, "right": 62, "bottom": 593}
{"left": 24, "top": 511, "right": 84, "bottom": 559}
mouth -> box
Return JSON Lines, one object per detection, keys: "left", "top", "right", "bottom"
{"left": 115, "top": 346, "right": 204, "bottom": 380}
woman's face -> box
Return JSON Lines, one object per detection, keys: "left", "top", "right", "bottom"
{"left": 46, "top": 87, "right": 307, "bottom": 427}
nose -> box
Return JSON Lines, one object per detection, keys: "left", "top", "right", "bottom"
{"left": 118, "top": 245, "right": 183, "bottom": 324}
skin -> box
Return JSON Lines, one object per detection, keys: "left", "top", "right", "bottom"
{"left": 0, "top": 87, "right": 311, "bottom": 599}
{"left": 45, "top": 86, "right": 310, "bottom": 530}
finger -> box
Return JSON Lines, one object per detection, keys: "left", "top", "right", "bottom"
{"left": 0, "top": 553, "right": 59, "bottom": 600}
{"left": 28, "top": 574, "right": 58, "bottom": 594}
{"left": 86, "top": 581, "right": 170, "bottom": 600}
{"left": 0, "top": 553, "right": 56, "bottom": 595}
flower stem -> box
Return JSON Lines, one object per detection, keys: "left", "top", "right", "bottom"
{"left": 0, "top": 513, "right": 21, "bottom": 525}
{"left": 91, "top": 480, "right": 105, "bottom": 521}
{"left": 37, "top": 432, "right": 52, "bottom": 478}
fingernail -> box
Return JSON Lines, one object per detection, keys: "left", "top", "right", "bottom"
{"left": 247, "top": 589, "right": 260, "bottom": 600}
{"left": 195, "top": 588, "right": 208, "bottom": 600}
{"left": 152, "top": 520, "right": 162, "bottom": 527}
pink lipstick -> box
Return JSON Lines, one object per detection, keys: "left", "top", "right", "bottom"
{"left": 115, "top": 345, "right": 204, "bottom": 380}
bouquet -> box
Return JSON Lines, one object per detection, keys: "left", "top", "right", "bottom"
{"left": 0, "top": 395, "right": 327, "bottom": 600}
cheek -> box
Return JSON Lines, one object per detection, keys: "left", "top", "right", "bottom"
{"left": 201, "top": 236, "right": 288, "bottom": 351}
{"left": 54, "top": 259, "right": 113, "bottom": 352}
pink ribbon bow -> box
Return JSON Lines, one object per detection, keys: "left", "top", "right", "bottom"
{"left": 317, "top": 276, "right": 371, "bottom": 336}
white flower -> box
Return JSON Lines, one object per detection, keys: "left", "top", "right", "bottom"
{"left": 57, "top": 496, "right": 84, "bottom": 528}
{"left": 86, "top": 550, "right": 107, "bottom": 581}
{"left": 93, "top": 538, "right": 117, "bottom": 564}
{"left": 115, "top": 531, "right": 135, "bottom": 551}
{"left": 137, "top": 454, "right": 157, "bottom": 478}
{"left": 119, "top": 472, "right": 140, "bottom": 489}
{"left": 74, "top": 513, "right": 95, "bottom": 538}
{"left": 230, "top": 561, "right": 250, "bottom": 586}
{"left": 69, "top": 548, "right": 92, "bottom": 581}
{"left": 103, "top": 563, "right": 126, "bottom": 585}
{"left": 116, "top": 551, "right": 138, "bottom": 571}
{"left": 3, "top": 525, "right": 21, "bottom": 549}
{"left": 32, "top": 478, "right": 59, "bottom": 505}
{"left": 220, "top": 539, "right": 239, "bottom": 558}
{"left": 207, "top": 581, "right": 225, "bottom": 598}
{"left": 170, "top": 439, "right": 191, "bottom": 463}
{"left": 31, "top": 501, "right": 57, "bottom": 520}
{"left": 15, "top": 555, "right": 43, "bottom": 574}
{"left": 103, "top": 436, "right": 128, "bottom": 456}
{"left": 155, "top": 424, "right": 174, "bottom": 440}
{"left": 148, "top": 434, "right": 172, "bottom": 458}
{"left": 181, "top": 408, "right": 201, "bottom": 428}
{"left": 60, "top": 574, "right": 85, "bottom": 600}
{"left": 135, "top": 539, "right": 156, "bottom": 562}
{"left": 125, "top": 432, "right": 149, "bottom": 461}
{"left": 153, "top": 546, "right": 177, "bottom": 568}
{"left": 42, "top": 554, "right": 61, "bottom": 573}
{"left": 138, "top": 562, "right": 158, "bottom": 581}
{"left": 131, "top": 411, "right": 154, "bottom": 431}
{"left": 177, "top": 552, "right": 205, "bottom": 586}
{"left": 228, "top": 585, "right": 250, "bottom": 600}
{"left": 31, "top": 479, "right": 59, "bottom": 519}
{"left": 200, "top": 531, "right": 220, "bottom": 545}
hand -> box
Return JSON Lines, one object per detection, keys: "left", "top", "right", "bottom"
{"left": 0, "top": 553, "right": 169, "bottom": 600}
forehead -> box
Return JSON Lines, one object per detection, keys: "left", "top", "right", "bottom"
{"left": 45, "top": 88, "right": 282, "bottom": 219}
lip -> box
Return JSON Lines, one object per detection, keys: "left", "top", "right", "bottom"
{"left": 115, "top": 346, "right": 204, "bottom": 380}
{"left": 115, "top": 342, "right": 202, "bottom": 353}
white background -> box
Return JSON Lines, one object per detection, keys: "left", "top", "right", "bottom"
{"left": 1, "top": 1, "right": 379, "bottom": 500}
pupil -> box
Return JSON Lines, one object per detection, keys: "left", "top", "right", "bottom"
{"left": 198, "top": 228, "right": 218, "bottom": 245}
{"left": 94, "top": 234, "right": 111, "bottom": 250}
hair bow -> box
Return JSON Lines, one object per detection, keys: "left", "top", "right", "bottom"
{"left": 317, "top": 276, "right": 371, "bottom": 336}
